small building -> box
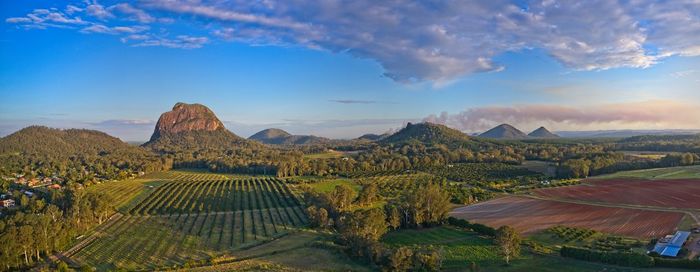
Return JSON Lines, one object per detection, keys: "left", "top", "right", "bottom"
{"left": 27, "top": 178, "right": 39, "bottom": 187}
{"left": 48, "top": 184, "right": 62, "bottom": 190}
{"left": 0, "top": 199, "right": 15, "bottom": 208}
{"left": 653, "top": 231, "right": 691, "bottom": 257}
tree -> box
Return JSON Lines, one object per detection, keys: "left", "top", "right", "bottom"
{"left": 413, "top": 247, "right": 442, "bottom": 271}
{"left": 338, "top": 208, "right": 388, "bottom": 258}
{"left": 387, "top": 206, "right": 401, "bottom": 230}
{"left": 386, "top": 247, "right": 413, "bottom": 271}
{"left": 495, "top": 225, "right": 521, "bottom": 265}
{"left": 681, "top": 153, "right": 695, "bottom": 165}
{"left": 330, "top": 184, "right": 356, "bottom": 212}
{"left": 357, "top": 182, "right": 378, "bottom": 205}
{"left": 391, "top": 183, "right": 451, "bottom": 228}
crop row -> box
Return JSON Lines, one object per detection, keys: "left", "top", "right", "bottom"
{"left": 87, "top": 180, "right": 144, "bottom": 208}
{"left": 129, "top": 178, "right": 301, "bottom": 215}
{"left": 72, "top": 204, "right": 307, "bottom": 270}
{"left": 356, "top": 173, "right": 442, "bottom": 197}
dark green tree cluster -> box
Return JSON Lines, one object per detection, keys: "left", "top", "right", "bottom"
{"left": 0, "top": 187, "right": 114, "bottom": 271}
{"left": 385, "top": 183, "right": 452, "bottom": 228}
{"left": 558, "top": 152, "right": 699, "bottom": 178}
{"left": 617, "top": 134, "right": 700, "bottom": 153}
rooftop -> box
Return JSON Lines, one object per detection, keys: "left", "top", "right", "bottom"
{"left": 653, "top": 231, "right": 691, "bottom": 257}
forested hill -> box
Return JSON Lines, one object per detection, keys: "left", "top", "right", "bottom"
{"left": 249, "top": 128, "right": 331, "bottom": 145}
{"left": 381, "top": 122, "right": 479, "bottom": 147}
{"left": 0, "top": 126, "right": 127, "bottom": 155}
{"left": 479, "top": 124, "right": 528, "bottom": 139}
{"left": 616, "top": 133, "right": 700, "bottom": 152}
{"left": 0, "top": 126, "right": 167, "bottom": 179}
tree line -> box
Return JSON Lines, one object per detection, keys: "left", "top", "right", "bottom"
{"left": 0, "top": 186, "right": 114, "bottom": 271}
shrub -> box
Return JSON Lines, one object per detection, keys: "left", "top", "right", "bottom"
{"left": 654, "top": 258, "right": 700, "bottom": 269}
{"left": 560, "top": 246, "right": 654, "bottom": 268}
{"left": 447, "top": 217, "right": 496, "bottom": 237}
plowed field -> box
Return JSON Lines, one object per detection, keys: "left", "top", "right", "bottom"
{"left": 534, "top": 179, "right": 700, "bottom": 209}
{"left": 450, "top": 196, "right": 683, "bottom": 238}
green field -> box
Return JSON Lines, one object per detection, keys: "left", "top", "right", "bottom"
{"left": 68, "top": 171, "right": 308, "bottom": 271}
{"left": 305, "top": 178, "right": 361, "bottom": 193}
{"left": 175, "top": 231, "right": 370, "bottom": 272}
{"left": 86, "top": 180, "right": 148, "bottom": 209}
{"left": 382, "top": 226, "right": 677, "bottom": 272}
{"left": 594, "top": 165, "right": 700, "bottom": 180}
{"left": 383, "top": 226, "right": 501, "bottom": 269}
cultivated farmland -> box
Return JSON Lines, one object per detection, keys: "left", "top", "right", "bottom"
{"left": 534, "top": 179, "right": 700, "bottom": 209}
{"left": 450, "top": 196, "right": 683, "bottom": 238}
{"left": 68, "top": 173, "right": 308, "bottom": 271}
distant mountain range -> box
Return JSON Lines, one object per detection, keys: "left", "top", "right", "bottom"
{"left": 478, "top": 124, "right": 560, "bottom": 139}
{"left": 4, "top": 102, "right": 699, "bottom": 150}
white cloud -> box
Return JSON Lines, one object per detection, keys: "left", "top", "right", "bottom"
{"left": 80, "top": 24, "right": 148, "bottom": 34}
{"left": 6, "top": 1, "right": 700, "bottom": 82}
{"left": 85, "top": 1, "right": 114, "bottom": 20}
{"left": 65, "top": 5, "right": 83, "bottom": 15}
{"left": 132, "top": 35, "right": 210, "bottom": 49}
{"left": 670, "top": 69, "right": 697, "bottom": 78}
{"left": 109, "top": 3, "right": 155, "bottom": 23}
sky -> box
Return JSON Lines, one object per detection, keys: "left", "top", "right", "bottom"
{"left": 1, "top": 0, "right": 699, "bottom": 141}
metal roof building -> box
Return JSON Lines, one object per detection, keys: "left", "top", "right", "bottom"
{"left": 653, "top": 231, "right": 691, "bottom": 257}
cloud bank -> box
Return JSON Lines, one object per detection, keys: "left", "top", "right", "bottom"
{"left": 424, "top": 100, "right": 700, "bottom": 132}
{"left": 6, "top": 1, "right": 700, "bottom": 82}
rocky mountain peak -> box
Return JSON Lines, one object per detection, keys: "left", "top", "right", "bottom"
{"left": 150, "top": 102, "right": 225, "bottom": 141}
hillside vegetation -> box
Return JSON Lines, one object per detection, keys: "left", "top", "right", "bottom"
{"left": 0, "top": 126, "right": 167, "bottom": 180}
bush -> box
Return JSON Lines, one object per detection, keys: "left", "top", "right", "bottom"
{"left": 447, "top": 217, "right": 497, "bottom": 237}
{"left": 653, "top": 258, "right": 700, "bottom": 269}
{"left": 560, "top": 246, "right": 654, "bottom": 268}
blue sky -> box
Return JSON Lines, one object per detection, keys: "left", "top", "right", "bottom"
{"left": 1, "top": 1, "right": 700, "bottom": 141}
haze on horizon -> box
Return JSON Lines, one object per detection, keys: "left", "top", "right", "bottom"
{"left": 1, "top": 0, "right": 699, "bottom": 141}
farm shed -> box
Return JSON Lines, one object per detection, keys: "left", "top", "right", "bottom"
{"left": 653, "top": 231, "right": 691, "bottom": 257}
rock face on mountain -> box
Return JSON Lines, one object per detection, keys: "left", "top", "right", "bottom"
{"left": 150, "top": 102, "right": 225, "bottom": 141}
{"left": 249, "top": 128, "right": 329, "bottom": 145}
{"left": 528, "top": 127, "right": 560, "bottom": 138}
{"left": 479, "top": 124, "right": 528, "bottom": 139}
{"left": 143, "top": 102, "right": 252, "bottom": 152}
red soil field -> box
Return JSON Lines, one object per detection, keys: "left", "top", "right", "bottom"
{"left": 534, "top": 179, "right": 700, "bottom": 209}
{"left": 450, "top": 196, "right": 683, "bottom": 238}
